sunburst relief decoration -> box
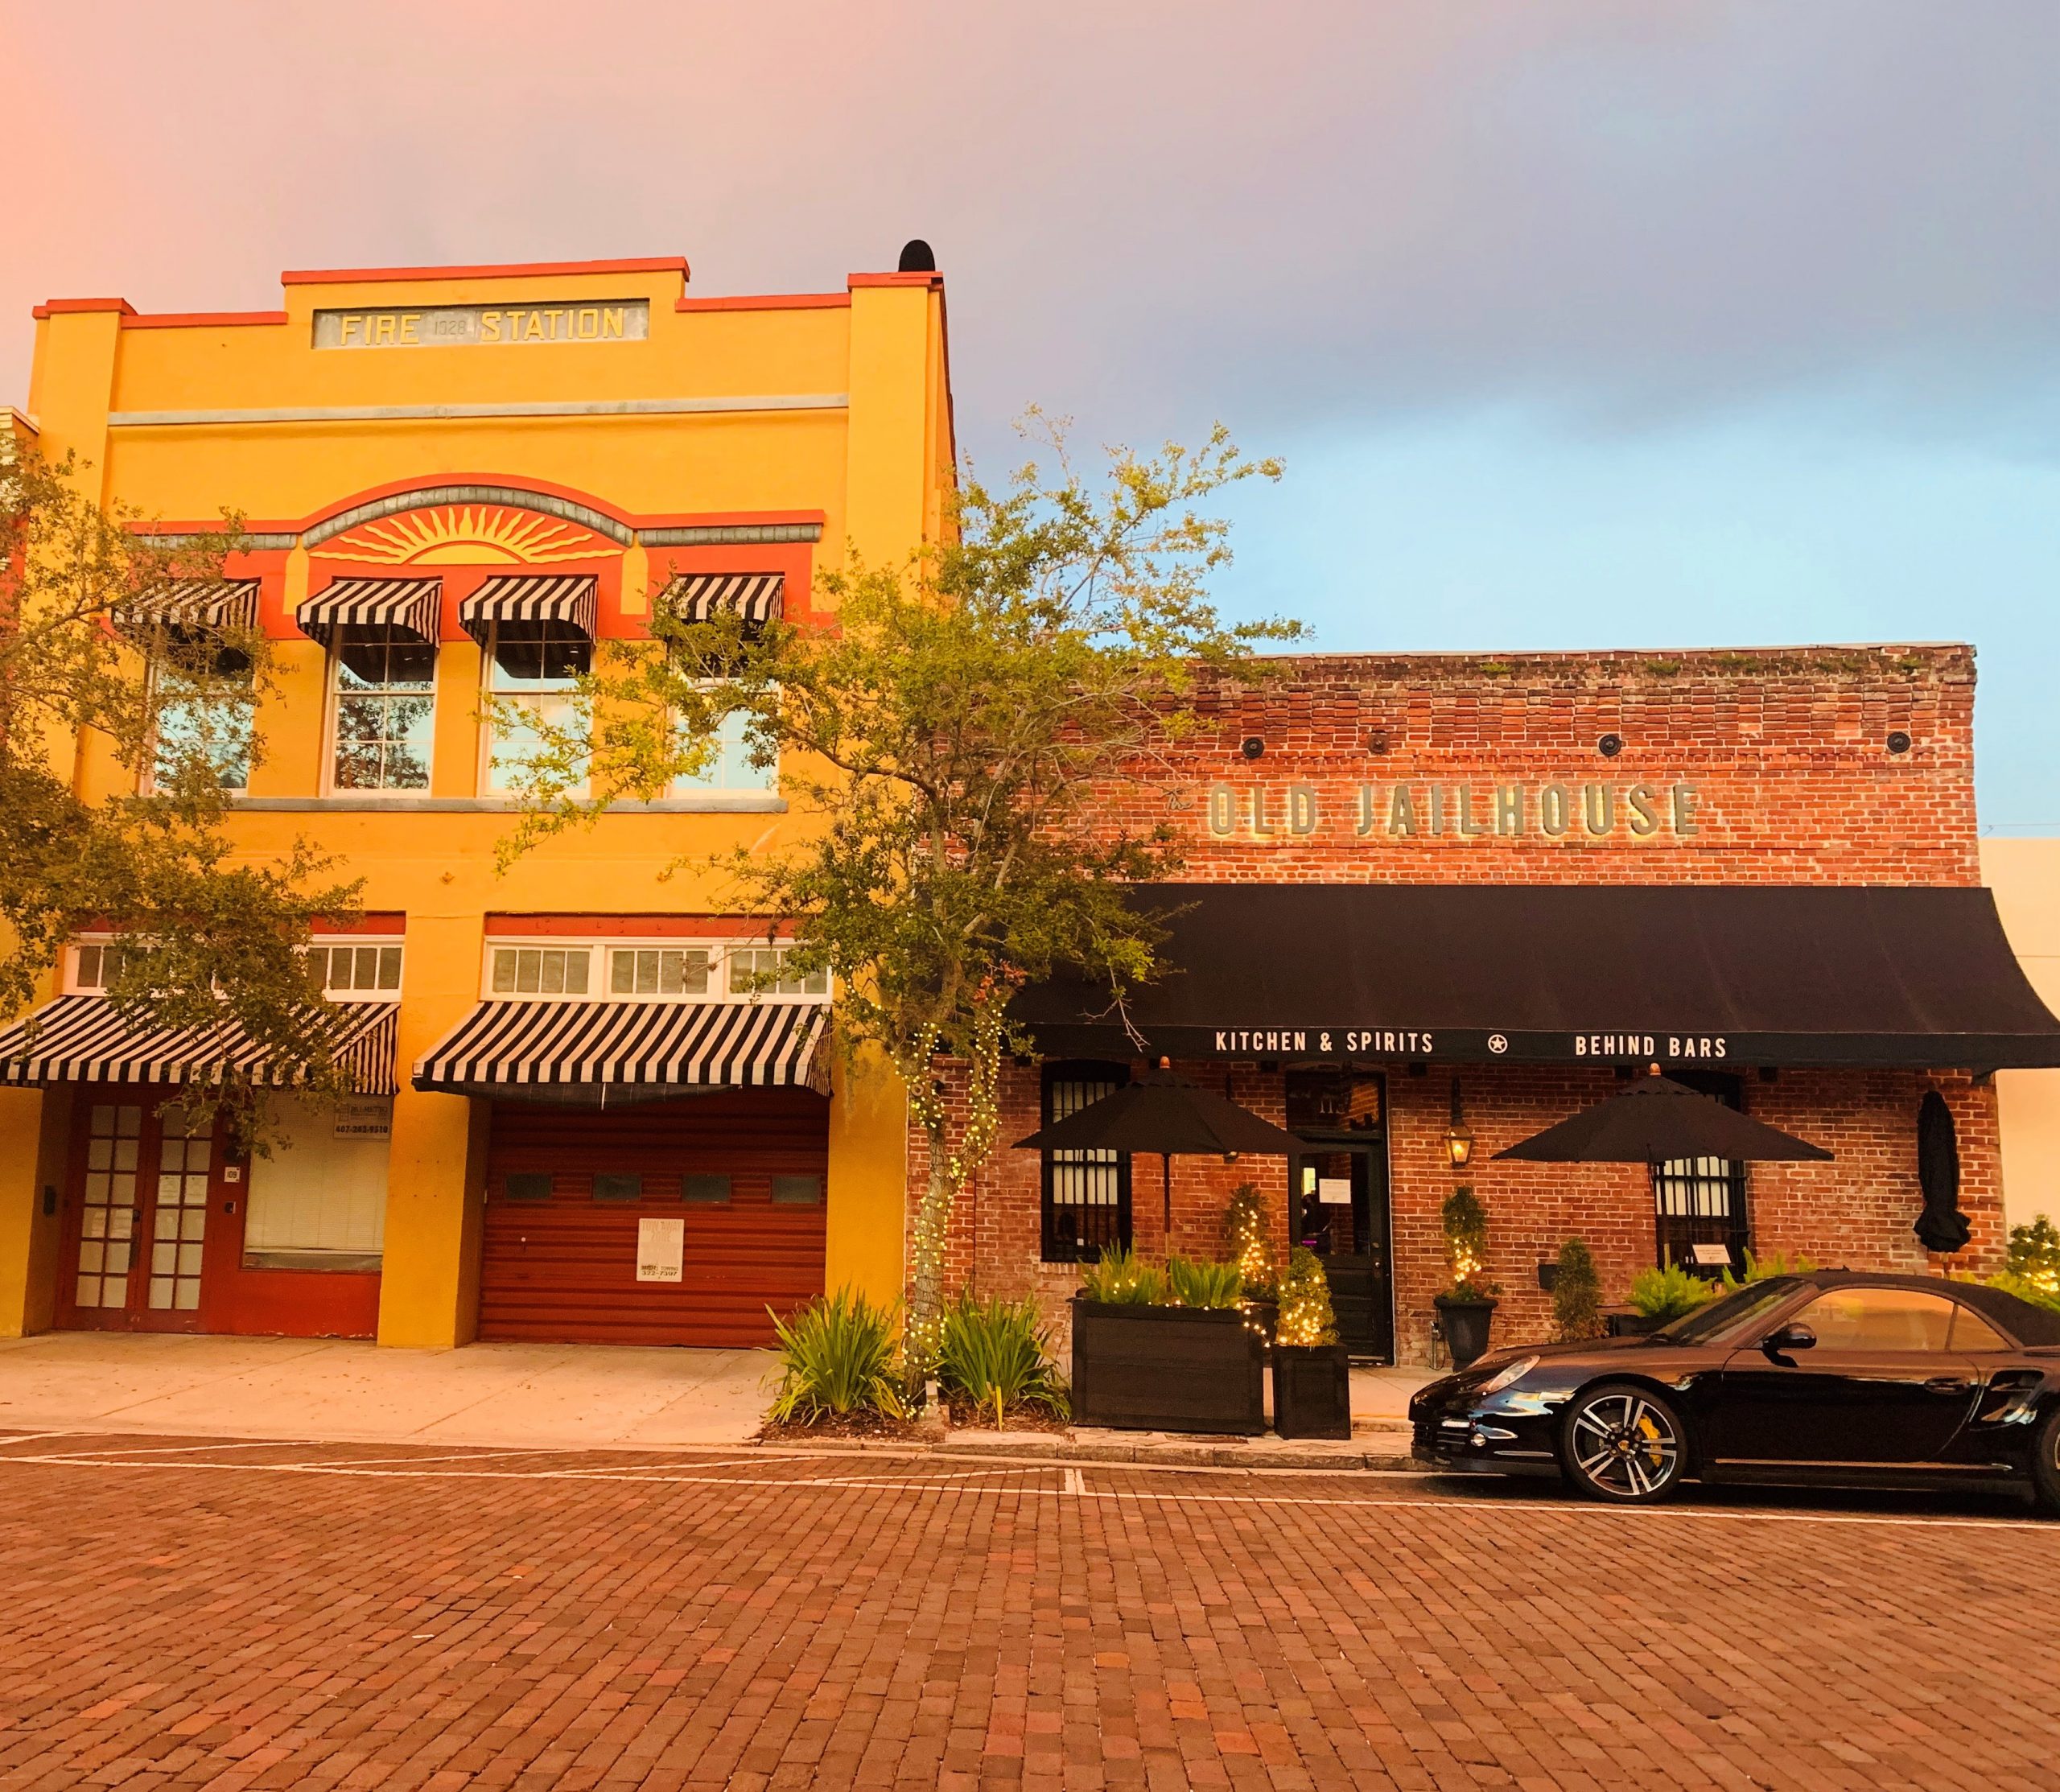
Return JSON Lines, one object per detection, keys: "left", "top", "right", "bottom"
{"left": 322, "top": 505, "right": 611, "bottom": 566}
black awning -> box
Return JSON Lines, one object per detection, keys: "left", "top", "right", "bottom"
{"left": 1011, "top": 884, "right": 2060, "bottom": 1070}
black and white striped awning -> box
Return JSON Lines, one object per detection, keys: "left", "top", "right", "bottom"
{"left": 0, "top": 997, "right": 399, "bottom": 1095}
{"left": 296, "top": 578, "right": 442, "bottom": 648}
{"left": 111, "top": 579, "right": 262, "bottom": 637}
{"left": 414, "top": 999, "right": 829, "bottom": 1101}
{"left": 458, "top": 574, "right": 598, "bottom": 645}
{"left": 663, "top": 574, "right": 785, "bottom": 626}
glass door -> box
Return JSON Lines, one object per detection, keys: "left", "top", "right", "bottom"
{"left": 143, "top": 1115, "right": 213, "bottom": 1321}
{"left": 1291, "top": 1143, "right": 1395, "bottom": 1362}
{"left": 68, "top": 1101, "right": 144, "bottom": 1320}
{"left": 60, "top": 1098, "right": 220, "bottom": 1332}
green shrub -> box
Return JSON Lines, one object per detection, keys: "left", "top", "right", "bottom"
{"left": 1078, "top": 1246, "right": 1166, "bottom": 1305}
{"left": 1551, "top": 1239, "right": 1605, "bottom": 1341}
{"left": 1720, "top": 1247, "right": 1819, "bottom": 1290}
{"left": 1981, "top": 1271, "right": 2060, "bottom": 1316}
{"left": 1275, "top": 1246, "right": 1339, "bottom": 1347}
{"left": 1222, "top": 1182, "right": 1277, "bottom": 1300}
{"left": 1628, "top": 1263, "right": 1716, "bottom": 1323}
{"left": 767, "top": 1289, "right": 906, "bottom": 1423}
{"left": 1166, "top": 1254, "right": 1246, "bottom": 1309}
{"left": 2006, "top": 1215, "right": 2060, "bottom": 1296}
{"left": 937, "top": 1291, "right": 1069, "bottom": 1428}
{"left": 1440, "top": 1185, "right": 1497, "bottom": 1300}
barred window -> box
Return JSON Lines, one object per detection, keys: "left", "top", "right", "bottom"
{"left": 1652, "top": 1071, "right": 1751, "bottom": 1274}
{"left": 1040, "top": 1061, "right": 1131, "bottom": 1264}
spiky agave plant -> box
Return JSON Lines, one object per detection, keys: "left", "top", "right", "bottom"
{"left": 1165, "top": 1254, "right": 1246, "bottom": 1309}
{"left": 937, "top": 1291, "right": 1069, "bottom": 1429}
{"left": 767, "top": 1288, "right": 907, "bottom": 1423}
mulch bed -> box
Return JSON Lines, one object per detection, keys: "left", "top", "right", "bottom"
{"left": 941, "top": 1398, "right": 1073, "bottom": 1435}
{"left": 758, "top": 1409, "right": 927, "bottom": 1444}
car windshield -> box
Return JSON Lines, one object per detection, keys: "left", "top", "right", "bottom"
{"left": 1653, "top": 1279, "right": 1802, "bottom": 1346}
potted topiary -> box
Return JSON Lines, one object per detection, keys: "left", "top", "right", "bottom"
{"left": 1070, "top": 1247, "right": 1267, "bottom": 1435}
{"left": 1551, "top": 1238, "right": 1606, "bottom": 1343}
{"left": 1222, "top": 1181, "right": 1279, "bottom": 1341}
{"left": 1432, "top": 1185, "right": 1498, "bottom": 1369}
{"left": 1271, "top": 1246, "right": 1351, "bottom": 1439}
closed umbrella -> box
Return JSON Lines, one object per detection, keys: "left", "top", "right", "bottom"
{"left": 1494, "top": 1069, "right": 1832, "bottom": 1164}
{"left": 1014, "top": 1061, "right": 1304, "bottom": 1230}
{"left": 1914, "top": 1090, "right": 1970, "bottom": 1254}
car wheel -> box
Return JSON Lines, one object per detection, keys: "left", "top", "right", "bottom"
{"left": 2033, "top": 1411, "right": 2060, "bottom": 1515}
{"left": 1560, "top": 1382, "right": 1688, "bottom": 1504}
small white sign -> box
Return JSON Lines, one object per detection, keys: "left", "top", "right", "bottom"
{"left": 1317, "top": 1177, "right": 1353, "bottom": 1206}
{"left": 333, "top": 1098, "right": 393, "bottom": 1140}
{"left": 1690, "top": 1243, "right": 1732, "bottom": 1267}
{"left": 637, "top": 1217, "right": 684, "bottom": 1283}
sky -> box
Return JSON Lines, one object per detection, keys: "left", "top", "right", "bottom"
{"left": 6, "top": 1, "right": 2055, "bottom": 828}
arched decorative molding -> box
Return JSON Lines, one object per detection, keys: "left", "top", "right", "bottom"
{"left": 304, "top": 484, "right": 634, "bottom": 550}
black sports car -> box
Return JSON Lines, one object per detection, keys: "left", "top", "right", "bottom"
{"left": 1410, "top": 1272, "right": 2060, "bottom": 1506}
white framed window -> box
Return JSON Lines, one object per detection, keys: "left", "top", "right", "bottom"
{"left": 330, "top": 625, "right": 435, "bottom": 792}
{"left": 151, "top": 649, "right": 255, "bottom": 795}
{"left": 484, "top": 621, "right": 591, "bottom": 794}
{"left": 242, "top": 1094, "right": 387, "bottom": 1272}
{"left": 608, "top": 946, "right": 711, "bottom": 996}
{"left": 673, "top": 703, "right": 777, "bottom": 794}
{"left": 727, "top": 945, "right": 828, "bottom": 998}
{"left": 311, "top": 940, "right": 404, "bottom": 999}
{"left": 70, "top": 940, "right": 126, "bottom": 994}
{"left": 488, "top": 944, "right": 593, "bottom": 997}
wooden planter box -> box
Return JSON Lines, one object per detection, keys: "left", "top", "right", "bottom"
{"left": 1272, "top": 1343, "right": 1351, "bottom": 1440}
{"left": 1070, "top": 1300, "right": 1267, "bottom": 1435}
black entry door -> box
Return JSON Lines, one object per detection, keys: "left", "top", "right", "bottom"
{"left": 1714, "top": 1286, "right": 1982, "bottom": 1466}
{"left": 1290, "top": 1143, "right": 1393, "bottom": 1362}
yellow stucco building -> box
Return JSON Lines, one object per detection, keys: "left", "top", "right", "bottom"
{"left": 1, "top": 252, "right": 952, "bottom": 1349}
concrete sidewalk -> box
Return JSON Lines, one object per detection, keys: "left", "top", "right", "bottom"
{"left": 0, "top": 1333, "right": 778, "bottom": 1449}
{"left": 0, "top": 1332, "right": 1436, "bottom": 1452}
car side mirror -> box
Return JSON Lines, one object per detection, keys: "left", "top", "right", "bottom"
{"left": 1761, "top": 1322, "right": 1816, "bottom": 1361}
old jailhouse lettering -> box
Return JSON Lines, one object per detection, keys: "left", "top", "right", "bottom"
{"left": 313, "top": 300, "right": 651, "bottom": 349}
{"left": 1205, "top": 781, "right": 1701, "bottom": 842}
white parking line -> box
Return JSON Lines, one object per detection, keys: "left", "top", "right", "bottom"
{"left": 0, "top": 1448, "right": 2053, "bottom": 1532}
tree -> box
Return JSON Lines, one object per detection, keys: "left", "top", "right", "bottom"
{"left": 0, "top": 438, "right": 360, "bottom": 1120}
{"left": 501, "top": 419, "right": 1296, "bottom": 1374}
{"left": 1551, "top": 1238, "right": 1605, "bottom": 1341}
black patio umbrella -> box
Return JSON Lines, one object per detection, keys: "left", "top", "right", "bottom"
{"left": 1013, "top": 1062, "right": 1304, "bottom": 1229}
{"left": 1914, "top": 1090, "right": 1971, "bottom": 1254}
{"left": 1494, "top": 1069, "right": 1834, "bottom": 1165}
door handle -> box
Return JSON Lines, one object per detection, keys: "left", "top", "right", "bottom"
{"left": 1924, "top": 1376, "right": 1972, "bottom": 1394}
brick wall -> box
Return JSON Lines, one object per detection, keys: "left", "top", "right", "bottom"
{"left": 900, "top": 645, "right": 2004, "bottom": 1364}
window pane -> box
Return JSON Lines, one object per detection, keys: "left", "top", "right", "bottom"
{"left": 540, "top": 951, "right": 566, "bottom": 995}
{"left": 504, "top": 1173, "right": 554, "bottom": 1202}
{"left": 1795, "top": 1288, "right": 1955, "bottom": 1352}
{"left": 611, "top": 950, "right": 637, "bottom": 994}
{"left": 635, "top": 950, "right": 658, "bottom": 995}
{"left": 489, "top": 623, "right": 591, "bottom": 689}
{"left": 1951, "top": 1306, "right": 2011, "bottom": 1352}
{"left": 377, "top": 945, "right": 402, "bottom": 989}
{"left": 77, "top": 945, "right": 103, "bottom": 989}
{"left": 562, "top": 951, "right": 590, "bottom": 995}
{"left": 593, "top": 1174, "right": 642, "bottom": 1203}
{"left": 492, "top": 950, "right": 517, "bottom": 994}
{"left": 770, "top": 1174, "right": 822, "bottom": 1206}
{"left": 515, "top": 949, "right": 541, "bottom": 993}
{"left": 683, "top": 1174, "right": 731, "bottom": 1205}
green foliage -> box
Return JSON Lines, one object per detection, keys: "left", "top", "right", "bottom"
{"left": 1276, "top": 1246, "right": 1339, "bottom": 1347}
{"left": 0, "top": 439, "right": 360, "bottom": 1132}
{"left": 1629, "top": 1263, "right": 1716, "bottom": 1322}
{"left": 936, "top": 1291, "right": 1069, "bottom": 1429}
{"left": 1222, "top": 1181, "right": 1276, "bottom": 1300}
{"left": 1720, "top": 1247, "right": 1819, "bottom": 1290}
{"left": 1166, "top": 1254, "right": 1246, "bottom": 1310}
{"left": 495, "top": 417, "right": 1297, "bottom": 1374}
{"left": 767, "top": 1288, "right": 908, "bottom": 1424}
{"left": 1078, "top": 1246, "right": 1168, "bottom": 1305}
{"left": 1551, "top": 1238, "right": 1605, "bottom": 1342}
{"left": 2005, "top": 1215, "right": 2060, "bottom": 1296}
{"left": 1980, "top": 1271, "right": 2060, "bottom": 1316}
{"left": 1440, "top": 1185, "right": 1496, "bottom": 1300}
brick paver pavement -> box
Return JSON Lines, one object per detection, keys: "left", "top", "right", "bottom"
{"left": 0, "top": 1432, "right": 2055, "bottom": 1791}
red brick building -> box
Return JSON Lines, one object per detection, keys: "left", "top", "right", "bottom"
{"left": 922, "top": 644, "right": 2060, "bottom": 1365}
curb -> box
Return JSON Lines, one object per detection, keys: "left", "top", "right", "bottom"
{"left": 756, "top": 1430, "right": 1420, "bottom": 1473}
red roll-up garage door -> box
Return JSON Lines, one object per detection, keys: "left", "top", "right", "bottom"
{"left": 480, "top": 1090, "right": 830, "bottom": 1346}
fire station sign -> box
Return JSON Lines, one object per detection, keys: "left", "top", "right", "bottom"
{"left": 313, "top": 300, "right": 651, "bottom": 349}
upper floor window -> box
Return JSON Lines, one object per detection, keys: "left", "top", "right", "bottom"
{"left": 152, "top": 646, "right": 255, "bottom": 795}
{"left": 312, "top": 941, "right": 403, "bottom": 998}
{"left": 485, "top": 621, "right": 590, "bottom": 794}
{"left": 673, "top": 704, "right": 777, "bottom": 795}
{"left": 332, "top": 625, "right": 435, "bottom": 792}
{"left": 71, "top": 941, "right": 126, "bottom": 994}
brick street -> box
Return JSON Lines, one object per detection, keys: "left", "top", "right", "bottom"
{"left": 0, "top": 1432, "right": 2055, "bottom": 1792}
